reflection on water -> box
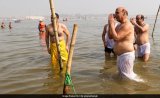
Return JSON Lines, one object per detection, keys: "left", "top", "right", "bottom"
{"left": 0, "top": 17, "right": 160, "bottom": 94}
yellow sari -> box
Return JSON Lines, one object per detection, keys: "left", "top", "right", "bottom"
{"left": 50, "top": 40, "right": 68, "bottom": 72}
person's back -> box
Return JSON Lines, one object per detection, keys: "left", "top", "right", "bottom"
{"left": 105, "top": 24, "right": 116, "bottom": 49}
{"left": 102, "top": 23, "right": 119, "bottom": 57}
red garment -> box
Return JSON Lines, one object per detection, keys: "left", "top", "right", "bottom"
{"left": 39, "top": 22, "right": 46, "bottom": 31}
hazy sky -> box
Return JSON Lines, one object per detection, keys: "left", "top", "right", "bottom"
{"left": 0, "top": 0, "right": 160, "bottom": 17}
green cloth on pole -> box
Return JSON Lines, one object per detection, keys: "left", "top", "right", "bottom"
{"left": 64, "top": 72, "right": 76, "bottom": 94}
{"left": 65, "top": 72, "right": 72, "bottom": 86}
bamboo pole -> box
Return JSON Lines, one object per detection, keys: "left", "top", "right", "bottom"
{"left": 49, "top": 0, "right": 63, "bottom": 70}
{"left": 63, "top": 24, "right": 78, "bottom": 94}
{"left": 152, "top": 4, "right": 160, "bottom": 37}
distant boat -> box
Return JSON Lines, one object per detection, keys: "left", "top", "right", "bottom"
{"left": 25, "top": 16, "right": 45, "bottom": 20}
{"left": 14, "top": 19, "right": 21, "bottom": 23}
{"left": 63, "top": 18, "right": 68, "bottom": 21}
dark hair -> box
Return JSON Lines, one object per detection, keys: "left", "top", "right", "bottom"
{"left": 136, "top": 14, "right": 144, "bottom": 20}
{"left": 141, "top": 15, "right": 144, "bottom": 20}
{"left": 55, "top": 13, "right": 59, "bottom": 19}
{"left": 51, "top": 13, "right": 59, "bottom": 19}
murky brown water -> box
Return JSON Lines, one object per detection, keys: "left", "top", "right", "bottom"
{"left": 0, "top": 17, "right": 160, "bottom": 94}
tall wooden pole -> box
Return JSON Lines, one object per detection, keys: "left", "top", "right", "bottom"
{"left": 63, "top": 24, "right": 78, "bottom": 94}
{"left": 152, "top": 4, "right": 160, "bottom": 37}
{"left": 49, "top": 0, "right": 63, "bottom": 70}
{"left": 66, "top": 24, "right": 78, "bottom": 75}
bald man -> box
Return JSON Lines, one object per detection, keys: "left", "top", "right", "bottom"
{"left": 130, "top": 14, "right": 150, "bottom": 62}
{"left": 108, "top": 7, "right": 137, "bottom": 80}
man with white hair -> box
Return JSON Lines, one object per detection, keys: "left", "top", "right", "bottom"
{"left": 108, "top": 7, "right": 137, "bottom": 80}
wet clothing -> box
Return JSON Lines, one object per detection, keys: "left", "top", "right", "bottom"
{"left": 117, "top": 51, "right": 137, "bottom": 80}
{"left": 104, "top": 23, "right": 119, "bottom": 53}
{"left": 105, "top": 25, "right": 115, "bottom": 48}
{"left": 137, "top": 42, "right": 150, "bottom": 57}
{"left": 50, "top": 40, "right": 68, "bottom": 67}
{"left": 105, "top": 47, "right": 114, "bottom": 54}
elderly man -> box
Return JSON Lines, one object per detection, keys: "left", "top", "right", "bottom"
{"left": 130, "top": 14, "right": 150, "bottom": 62}
{"left": 108, "top": 7, "right": 137, "bottom": 80}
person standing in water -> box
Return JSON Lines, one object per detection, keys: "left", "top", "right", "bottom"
{"left": 38, "top": 20, "right": 46, "bottom": 46}
{"left": 9, "top": 22, "right": 12, "bottom": 29}
{"left": 130, "top": 14, "right": 150, "bottom": 62}
{"left": 1, "top": 22, "right": 5, "bottom": 29}
{"left": 45, "top": 13, "right": 70, "bottom": 71}
{"left": 38, "top": 20, "right": 46, "bottom": 39}
{"left": 102, "top": 22, "right": 119, "bottom": 57}
{"left": 108, "top": 7, "right": 138, "bottom": 81}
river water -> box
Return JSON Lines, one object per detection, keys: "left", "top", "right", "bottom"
{"left": 0, "top": 16, "right": 160, "bottom": 94}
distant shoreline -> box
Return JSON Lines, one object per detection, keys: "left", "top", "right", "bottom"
{"left": 0, "top": 14, "right": 159, "bottom": 21}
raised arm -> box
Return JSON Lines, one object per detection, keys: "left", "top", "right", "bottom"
{"left": 130, "top": 18, "right": 149, "bottom": 33}
{"left": 109, "top": 15, "right": 131, "bottom": 41}
{"left": 135, "top": 23, "right": 149, "bottom": 33}
{"left": 110, "top": 23, "right": 131, "bottom": 41}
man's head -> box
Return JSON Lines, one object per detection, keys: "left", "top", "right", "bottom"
{"left": 55, "top": 13, "right": 59, "bottom": 19}
{"left": 51, "top": 13, "right": 59, "bottom": 22}
{"left": 115, "top": 7, "right": 128, "bottom": 22}
{"left": 39, "top": 19, "right": 43, "bottom": 23}
{"left": 136, "top": 14, "right": 144, "bottom": 25}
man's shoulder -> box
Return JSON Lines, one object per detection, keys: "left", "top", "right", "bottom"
{"left": 46, "top": 24, "right": 52, "bottom": 28}
{"left": 145, "top": 23, "right": 149, "bottom": 27}
{"left": 121, "top": 21, "right": 134, "bottom": 32}
{"left": 59, "top": 23, "right": 67, "bottom": 29}
{"left": 126, "top": 21, "right": 134, "bottom": 28}
{"left": 59, "top": 23, "right": 66, "bottom": 26}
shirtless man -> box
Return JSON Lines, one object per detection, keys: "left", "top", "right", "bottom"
{"left": 45, "top": 13, "right": 70, "bottom": 69}
{"left": 108, "top": 7, "right": 137, "bottom": 80}
{"left": 130, "top": 15, "right": 150, "bottom": 62}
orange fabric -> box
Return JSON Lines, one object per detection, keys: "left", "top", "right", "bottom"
{"left": 39, "top": 22, "right": 45, "bottom": 31}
